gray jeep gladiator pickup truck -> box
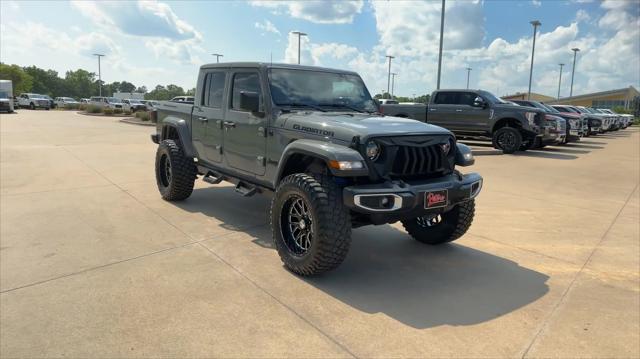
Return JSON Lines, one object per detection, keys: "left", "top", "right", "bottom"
{"left": 381, "top": 89, "right": 553, "bottom": 154}
{"left": 151, "top": 63, "right": 482, "bottom": 275}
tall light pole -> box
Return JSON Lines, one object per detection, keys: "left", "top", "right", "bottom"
{"left": 436, "top": 0, "right": 446, "bottom": 89}
{"left": 211, "top": 53, "right": 223, "bottom": 63}
{"left": 93, "top": 53, "right": 105, "bottom": 96}
{"left": 291, "top": 31, "right": 307, "bottom": 64}
{"left": 557, "top": 63, "right": 565, "bottom": 99}
{"left": 527, "top": 20, "right": 541, "bottom": 100}
{"left": 385, "top": 55, "right": 394, "bottom": 95}
{"left": 391, "top": 73, "right": 397, "bottom": 97}
{"left": 465, "top": 67, "right": 472, "bottom": 89}
{"left": 569, "top": 48, "right": 580, "bottom": 98}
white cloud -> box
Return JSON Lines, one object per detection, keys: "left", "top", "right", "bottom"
{"left": 255, "top": 19, "right": 280, "bottom": 35}
{"left": 71, "top": 0, "right": 204, "bottom": 64}
{"left": 70, "top": 0, "right": 201, "bottom": 40}
{"left": 575, "top": 9, "right": 591, "bottom": 23}
{"left": 532, "top": 0, "right": 542, "bottom": 7}
{"left": 250, "top": 0, "right": 363, "bottom": 24}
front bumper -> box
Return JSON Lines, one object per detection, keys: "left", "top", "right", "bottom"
{"left": 343, "top": 172, "right": 482, "bottom": 223}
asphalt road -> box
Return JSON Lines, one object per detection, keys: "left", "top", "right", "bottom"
{"left": 1, "top": 110, "right": 638, "bottom": 358}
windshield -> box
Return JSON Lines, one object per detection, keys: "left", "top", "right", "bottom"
{"left": 480, "top": 91, "right": 508, "bottom": 104}
{"left": 541, "top": 104, "right": 560, "bottom": 113}
{"left": 107, "top": 97, "right": 121, "bottom": 103}
{"left": 268, "top": 68, "right": 378, "bottom": 113}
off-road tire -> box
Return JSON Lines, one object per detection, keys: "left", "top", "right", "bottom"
{"left": 155, "top": 139, "right": 197, "bottom": 201}
{"left": 270, "top": 173, "right": 351, "bottom": 276}
{"left": 401, "top": 199, "right": 475, "bottom": 245}
{"left": 492, "top": 127, "right": 522, "bottom": 154}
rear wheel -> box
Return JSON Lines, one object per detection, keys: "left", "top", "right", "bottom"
{"left": 270, "top": 173, "right": 351, "bottom": 276}
{"left": 402, "top": 200, "right": 475, "bottom": 245}
{"left": 492, "top": 127, "right": 522, "bottom": 154}
{"left": 155, "top": 139, "right": 197, "bottom": 201}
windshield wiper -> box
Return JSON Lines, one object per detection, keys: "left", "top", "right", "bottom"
{"left": 278, "top": 102, "right": 327, "bottom": 112}
{"left": 318, "top": 103, "right": 367, "bottom": 113}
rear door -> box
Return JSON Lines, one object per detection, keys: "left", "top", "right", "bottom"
{"left": 428, "top": 91, "right": 458, "bottom": 129}
{"left": 222, "top": 70, "right": 267, "bottom": 176}
{"left": 192, "top": 70, "right": 227, "bottom": 163}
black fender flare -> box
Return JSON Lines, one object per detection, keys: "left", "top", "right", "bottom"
{"left": 159, "top": 117, "right": 197, "bottom": 158}
{"left": 275, "top": 139, "right": 368, "bottom": 185}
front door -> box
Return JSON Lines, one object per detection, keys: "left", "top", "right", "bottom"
{"left": 455, "top": 92, "right": 490, "bottom": 133}
{"left": 223, "top": 71, "right": 267, "bottom": 175}
{"left": 192, "top": 70, "right": 227, "bottom": 163}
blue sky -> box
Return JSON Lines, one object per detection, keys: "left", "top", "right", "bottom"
{"left": 1, "top": 0, "right": 638, "bottom": 98}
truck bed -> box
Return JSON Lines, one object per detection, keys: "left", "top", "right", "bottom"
{"left": 379, "top": 103, "right": 428, "bottom": 122}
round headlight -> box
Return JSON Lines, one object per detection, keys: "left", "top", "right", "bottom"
{"left": 365, "top": 141, "right": 381, "bottom": 161}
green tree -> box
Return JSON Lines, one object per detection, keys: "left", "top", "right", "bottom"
{"left": 119, "top": 81, "right": 136, "bottom": 93}
{"left": 0, "top": 63, "right": 33, "bottom": 95}
{"left": 23, "top": 66, "right": 64, "bottom": 96}
{"left": 63, "top": 69, "right": 96, "bottom": 99}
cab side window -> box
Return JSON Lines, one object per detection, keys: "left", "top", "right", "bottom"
{"left": 458, "top": 93, "right": 478, "bottom": 106}
{"left": 202, "top": 72, "right": 226, "bottom": 108}
{"left": 231, "top": 73, "right": 261, "bottom": 111}
{"left": 433, "top": 92, "right": 458, "bottom": 105}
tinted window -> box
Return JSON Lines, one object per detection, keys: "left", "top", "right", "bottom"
{"left": 433, "top": 92, "right": 458, "bottom": 104}
{"left": 231, "top": 72, "right": 261, "bottom": 110}
{"left": 458, "top": 92, "right": 478, "bottom": 106}
{"left": 203, "top": 72, "right": 225, "bottom": 108}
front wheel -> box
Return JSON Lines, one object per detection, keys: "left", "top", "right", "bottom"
{"left": 492, "top": 127, "right": 522, "bottom": 154}
{"left": 401, "top": 200, "right": 475, "bottom": 245}
{"left": 270, "top": 174, "right": 351, "bottom": 276}
{"left": 155, "top": 139, "right": 197, "bottom": 201}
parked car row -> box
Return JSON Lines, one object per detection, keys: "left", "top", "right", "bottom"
{"left": 379, "top": 89, "right": 633, "bottom": 154}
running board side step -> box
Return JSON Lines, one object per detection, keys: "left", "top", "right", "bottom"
{"left": 202, "top": 171, "right": 224, "bottom": 185}
{"left": 235, "top": 181, "right": 256, "bottom": 197}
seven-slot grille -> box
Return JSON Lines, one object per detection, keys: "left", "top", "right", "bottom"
{"left": 391, "top": 144, "right": 444, "bottom": 176}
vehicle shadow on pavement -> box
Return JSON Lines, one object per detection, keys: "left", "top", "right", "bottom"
{"left": 177, "top": 187, "right": 549, "bottom": 329}
{"left": 564, "top": 143, "right": 605, "bottom": 150}
{"left": 511, "top": 151, "right": 578, "bottom": 160}
{"left": 305, "top": 225, "right": 550, "bottom": 329}
{"left": 175, "top": 186, "right": 272, "bottom": 244}
{"left": 539, "top": 146, "right": 592, "bottom": 155}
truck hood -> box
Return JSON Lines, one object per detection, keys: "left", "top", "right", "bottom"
{"left": 281, "top": 112, "right": 451, "bottom": 142}
{"left": 493, "top": 103, "right": 540, "bottom": 113}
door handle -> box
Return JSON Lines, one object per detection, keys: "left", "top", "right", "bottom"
{"left": 197, "top": 117, "right": 208, "bottom": 123}
{"left": 223, "top": 121, "right": 236, "bottom": 128}
{"left": 455, "top": 109, "right": 463, "bottom": 112}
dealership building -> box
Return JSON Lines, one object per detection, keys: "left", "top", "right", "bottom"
{"left": 503, "top": 86, "right": 639, "bottom": 115}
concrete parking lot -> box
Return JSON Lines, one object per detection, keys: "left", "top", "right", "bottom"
{"left": 1, "top": 110, "right": 638, "bottom": 358}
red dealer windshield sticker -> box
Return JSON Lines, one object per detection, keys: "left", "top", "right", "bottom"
{"left": 425, "top": 190, "right": 448, "bottom": 208}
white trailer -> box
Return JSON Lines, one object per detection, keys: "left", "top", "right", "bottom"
{"left": 0, "top": 80, "right": 15, "bottom": 113}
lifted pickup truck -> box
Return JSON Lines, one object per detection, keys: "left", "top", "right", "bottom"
{"left": 151, "top": 63, "right": 482, "bottom": 275}
{"left": 381, "top": 89, "right": 554, "bottom": 154}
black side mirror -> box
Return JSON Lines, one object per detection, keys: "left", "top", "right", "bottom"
{"left": 239, "top": 91, "right": 260, "bottom": 113}
{"left": 472, "top": 96, "right": 486, "bottom": 108}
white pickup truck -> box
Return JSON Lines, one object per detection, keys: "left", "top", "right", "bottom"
{"left": 17, "top": 93, "right": 50, "bottom": 110}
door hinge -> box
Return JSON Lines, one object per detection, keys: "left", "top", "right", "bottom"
{"left": 257, "top": 156, "right": 265, "bottom": 166}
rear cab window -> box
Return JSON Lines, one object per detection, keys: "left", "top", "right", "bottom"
{"left": 201, "top": 72, "right": 226, "bottom": 108}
